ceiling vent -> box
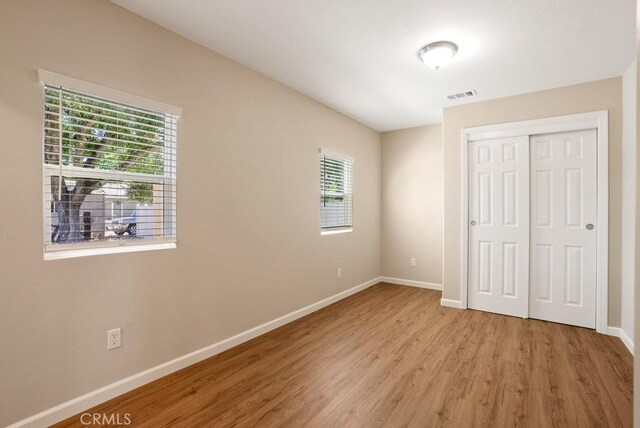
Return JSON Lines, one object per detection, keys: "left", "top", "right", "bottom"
{"left": 447, "top": 89, "right": 477, "bottom": 100}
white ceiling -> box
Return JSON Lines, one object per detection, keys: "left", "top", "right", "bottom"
{"left": 113, "top": 0, "right": 636, "bottom": 131}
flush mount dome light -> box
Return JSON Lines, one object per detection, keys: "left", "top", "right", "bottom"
{"left": 418, "top": 41, "right": 458, "bottom": 70}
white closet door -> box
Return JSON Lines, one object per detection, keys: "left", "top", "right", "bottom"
{"left": 529, "top": 129, "right": 597, "bottom": 328}
{"left": 468, "top": 136, "right": 529, "bottom": 318}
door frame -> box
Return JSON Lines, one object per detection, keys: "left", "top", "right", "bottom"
{"left": 460, "top": 110, "right": 609, "bottom": 334}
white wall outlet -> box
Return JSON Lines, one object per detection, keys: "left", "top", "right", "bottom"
{"left": 410, "top": 258, "right": 416, "bottom": 267}
{"left": 337, "top": 267, "right": 342, "bottom": 278}
{"left": 107, "top": 328, "right": 121, "bottom": 350}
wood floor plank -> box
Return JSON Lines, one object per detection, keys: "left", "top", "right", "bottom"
{"left": 54, "top": 283, "right": 633, "bottom": 427}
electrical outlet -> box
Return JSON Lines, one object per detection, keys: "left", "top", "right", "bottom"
{"left": 337, "top": 267, "right": 342, "bottom": 278}
{"left": 410, "top": 258, "right": 416, "bottom": 267}
{"left": 107, "top": 328, "right": 121, "bottom": 350}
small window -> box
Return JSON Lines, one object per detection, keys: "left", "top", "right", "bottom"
{"left": 41, "top": 72, "right": 180, "bottom": 259}
{"left": 320, "top": 153, "right": 353, "bottom": 233}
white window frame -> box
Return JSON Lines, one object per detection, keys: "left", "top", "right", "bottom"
{"left": 319, "top": 150, "right": 354, "bottom": 235}
{"left": 38, "top": 70, "right": 182, "bottom": 260}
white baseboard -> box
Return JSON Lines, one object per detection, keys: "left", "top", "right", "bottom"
{"left": 440, "top": 298, "right": 462, "bottom": 309}
{"left": 379, "top": 276, "right": 442, "bottom": 291}
{"left": 8, "top": 277, "right": 383, "bottom": 428}
{"left": 606, "top": 326, "right": 634, "bottom": 355}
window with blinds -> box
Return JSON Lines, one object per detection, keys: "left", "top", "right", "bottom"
{"left": 320, "top": 153, "right": 353, "bottom": 232}
{"left": 42, "top": 79, "right": 178, "bottom": 256}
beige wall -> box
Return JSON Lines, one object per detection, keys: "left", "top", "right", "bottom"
{"left": 634, "top": 2, "right": 639, "bottom": 424}
{"left": 0, "top": 1, "right": 381, "bottom": 425}
{"left": 442, "top": 78, "right": 623, "bottom": 326}
{"left": 381, "top": 125, "right": 443, "bottom": 285}
{"left": 622, "top": 59, "right": 637, "bottom": 344}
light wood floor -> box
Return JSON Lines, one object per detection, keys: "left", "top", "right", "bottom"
{"left": 55, "top": 283, "right": 632, "bottom": 427}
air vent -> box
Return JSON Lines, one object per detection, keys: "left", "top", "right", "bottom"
{"left": 447, "top": 89, "right": 477, "bottom": 100}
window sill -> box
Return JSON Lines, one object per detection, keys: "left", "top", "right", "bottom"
{"left": 44, "top": 241, "right": 176, "bottom": 261}
{"left": 321, "top": 228, "right": 353, "bottom": 236}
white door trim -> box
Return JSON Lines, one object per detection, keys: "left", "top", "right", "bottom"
{"left": 460, "top": 110, "right": 609, "bottom": 334}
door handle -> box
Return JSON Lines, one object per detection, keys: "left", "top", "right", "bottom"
{"left": 470, "top": 221, "right": 477, "bottom": 226}
{"left": 586, "top": 223, "right": 594, "bottom": 230}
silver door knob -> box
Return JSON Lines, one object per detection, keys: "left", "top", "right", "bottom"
{"left": 470, "top": 221, "right": 477, "bottom": 226}
{"left": 586, "top": 223, "right": 594, "bottom": 230}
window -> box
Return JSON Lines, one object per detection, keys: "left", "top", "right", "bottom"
{"left": 40, "top": 71, "right": 180, "bottom": 259}
{"left": 320, "top": 153, "right": 353, "bottom": 233}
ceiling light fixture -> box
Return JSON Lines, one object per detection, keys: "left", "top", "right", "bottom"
{"left": 418, "top": 41, "right": 458, "bottom": 70}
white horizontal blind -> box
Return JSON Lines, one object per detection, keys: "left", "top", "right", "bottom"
{"left": 320, "top": 153, "right": 353, "bottom": 230}
{"left": 42, "top": 84, "right": 178, "bottom": 252}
